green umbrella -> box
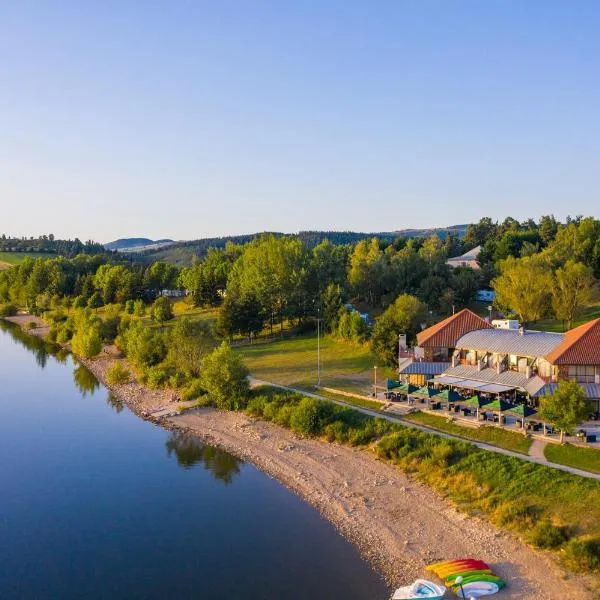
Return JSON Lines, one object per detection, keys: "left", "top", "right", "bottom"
{"left": 386, "top": 378, "right": 401, "bottom": 390}
{"left": 484, "top": 398, "right": 513, "bottom": 412}
{"left": 412, "top": 386, "right": 440, "bottom": 399}
{"left": 435, "top": 388, "right": 462, "bottom": 402}
{"left": 396, "top": 383, "right": 418, "bottom": 394}
{"left": 505, "top": 404, "right": 537, "bottom": 419}
{"left": 462, "top": 395, "right": 490, "bottom": 409}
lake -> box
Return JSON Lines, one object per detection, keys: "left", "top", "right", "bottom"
{"left": 0, "top": 322, "right": 388, "bottom": 599}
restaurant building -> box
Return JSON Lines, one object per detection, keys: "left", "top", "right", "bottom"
{"left": 399, "top": 309, "right": 600, "bottom": 413}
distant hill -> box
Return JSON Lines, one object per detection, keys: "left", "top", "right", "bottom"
{"left": 129, "top": 225, "right": 468, "bottom": 266}
{"left": 104, "top": 238, "right": 174, "bottom": 252}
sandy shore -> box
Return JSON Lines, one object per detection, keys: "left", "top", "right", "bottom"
{"left": 2, "top": 316, "right": 596, "bottom": 598}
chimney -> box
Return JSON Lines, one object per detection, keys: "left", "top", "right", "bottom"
{"left": 526, "top": 366, "right": 532, "bottom": 379}
{"left": 496, "top": 362, "right": 501, "bottom": 374}
{"left": 477, "top": 359, "right": 483, "bottom": 371}
{"left": 452, "top": 354, "right": 458, "bottom": 368}
{"left": 519, "top": 327, "right": 525, "bottom": 336}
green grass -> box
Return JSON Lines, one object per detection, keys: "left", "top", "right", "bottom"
{"left": 403, "top": 411, "right": 533, "bottom": 454}
{"left": 235, "top": 332, "right": 394, "bottom": 394}
{"left": 533, "top": 301, "right": 600, "bottom": 333}
{"left": 310, "top": 387, "right": 385, "bottom": 411}
{"left": 545, "top": 443, "right": 600, "bottom": 475}
{"left": 0, "top": 251, "right": 51, "bottom": 267}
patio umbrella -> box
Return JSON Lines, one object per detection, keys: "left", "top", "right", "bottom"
{"left": 412, "top": 386, "right": 441, "bottom": 399}
{"left": 462, "top": 394, "right": 490, "bottom": 409}
{"left": 462, "top": 394, "right": 490, "bottom": 419}
{"left": 505, "top": 404, "right": 538, "bottom": 429}
{"left": 435, "top": 388, "right": 462, "bottom": 403}
{"left": 386, "top": 378, "right": 402, "bottom": 390}
{"left": 397, "top": 383, "right": 418, "bottom": 394}
{"left": 484, "top": 398, "right": 514, "bottom": 413}
{"left": 505, "top": 404, "right": 538, "bottom": 419}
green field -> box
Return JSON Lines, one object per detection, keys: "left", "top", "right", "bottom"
{"left": 0, "top": 251, "right": 51, "bottom": 268}
{"left": 545, "top": 443, "right": 600, "bottom": 474}
{"left": 235, "top": 332, "right": 394, "bottom": 394}
{"left": 403, "top": 411, "right": 533, "bottom": 454}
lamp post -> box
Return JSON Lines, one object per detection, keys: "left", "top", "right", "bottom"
{"left": 373, "top": 365, "right": 378, "bottom": 397}
{"left": 455, "top": 575, "right": 465, "bottom": 599}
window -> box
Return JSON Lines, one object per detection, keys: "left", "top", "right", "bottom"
{"left": 567, "top": 365, "right": 596, "bottom": 383}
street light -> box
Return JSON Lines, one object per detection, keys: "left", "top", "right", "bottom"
{"left": 316, "top": 315, "right": 321, "bottom": 387}
{"left": 373, "top": 365, "right": 378, "bottom": 397}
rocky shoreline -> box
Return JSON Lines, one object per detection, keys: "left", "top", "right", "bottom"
{"left": 3, "top": 314, "right": 596, "bottom": 599}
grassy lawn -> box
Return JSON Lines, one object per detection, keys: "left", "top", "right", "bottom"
{"left": 533, "top": 301, "right": 600, "bottom": 333}
{"left": 0, "top": 251, "right": 51, "bottom": 267}
{"left": 311, "top": 387, "right": 385, "bottom": 411}
{"left": 544, "top": 443, "right": 600, "bottom": 474}
{"left": 403, "top": 411, "right": 533, "bottom": 454}
{"left": 236, "top": 332, "right": 394, "bottom": 394}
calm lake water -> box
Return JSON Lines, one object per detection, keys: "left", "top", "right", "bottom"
{"left": 0, "top": 322, "right": 388, "bottom": 599}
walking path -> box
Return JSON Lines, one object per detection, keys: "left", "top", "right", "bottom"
{"left": 528, "top": 438, "right": 547, "bottom": 460}
{"left": 249, "top": 377, "right": 600, "bottom": 482}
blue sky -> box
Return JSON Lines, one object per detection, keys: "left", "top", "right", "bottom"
{"left": 1, "top": 1, "right": 599, "bottom": 242}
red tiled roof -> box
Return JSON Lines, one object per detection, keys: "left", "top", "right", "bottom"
{"left": 416, "top": 308, "right": 492, "bottom": 348}
{"left": 545, "top": 318, "right": 600, "bottom": 365}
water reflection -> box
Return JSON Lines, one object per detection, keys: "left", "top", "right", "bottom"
{"left": 0, "top": 320, "right": 54, "bottom": 368}
{"left": 73, "top": 364, "right": 100, "bottom": 397}
{"left": 106, "top": 392, "right": 125, "bottom": 413}
{"left": 165, "top": 432, "right": 242, "bottom": 484}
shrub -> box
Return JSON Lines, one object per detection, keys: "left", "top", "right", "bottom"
{"left": 199, "top": 342, "right": 249, "bottom": 410}
{"left": 0, "top": 302, "right": 18, "bottom": 317}
{"left": 562, "top": 537, "right": 600, "bottom": 573}
{"left": 144, "top": 366, "right": 170, "bottom": 388}
{"left": 324, "top": 421, "right": 349, "bottom": 444}
{"left": 71, "top": 323, "right": 102, "bottom": 358}
{"left": 107, "top": 362, "right": 130, "bottom": 385}
{"left": 133, "top": 299, "right": 146, "bottom": 317}
{"left": 492, "top": 502, "right": 537, "bottom": 529}
{"left": 25, "top": 321, "right": 37, "bottom": 330}
{"left": 290, "top": 397, "right": 323, "bottom": 437}
{"left": 181, "top": 378, "right": 205, "bottom": 401}
{"left": 125, "top": 299, "right": 136, "bottom": 315}
{"left": 151, "top": 296, "right": 173, "bottom": 323}
{"left": 529, "top": 521, "right": 570, "bottom": 549}
{"left": 245, "top": 395, "right": 268, "bottom": 417}
{"left": 273, "top": 404, "right": 295, "bottom": 428}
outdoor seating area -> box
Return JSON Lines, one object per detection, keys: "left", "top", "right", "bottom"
{"left": 383, "top": 379, "right": 600, "bottom": 447}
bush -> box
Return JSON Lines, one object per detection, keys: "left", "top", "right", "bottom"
{"left": 151, "top": 296, "right": 173, "bottom": 323}
{"left": 245, "top": 395, "right": 268, "bottom": 417}
{"left": 125, "top": 299, "right": 136, "bottom": 315}
{"left": 562, "top": 537, "right": 600, "bottom": 573}
{"left": 107, "top": 362, "right": 130, "bottom": 385}
{"left": 529, "top": 521, "right": 570, "bottom": 549}
{"left": 25, "top": 321, "right": 37, "bottom": 330}
{"left": 0, "top": 302, "right": 17, "bottom": 317}
{"left": 181, "top": 378, "right": 205, "bottom": 401}
{"left": 290, "top": 397, "right": 323, "bottom": 437}
{"left": 71, "top": 323, "right": 103, "bottom": 358}
{"left": 199, "top": 342, "right": 249, "bottom": 410}
{"left": 144, "top": 366, "right": 170, "bottom": 388}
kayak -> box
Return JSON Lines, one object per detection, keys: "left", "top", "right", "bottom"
{"left": 391, "top": 579, "right": 446, "bottom": 599}
{"left": 454, "top": 581, "right": 500, "bottom": 598}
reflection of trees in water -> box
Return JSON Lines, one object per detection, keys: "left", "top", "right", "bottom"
{"left": 73, "top": 364, "right": 99, "bottom": 397}
{"left": 165, "top": 432, "right": 242, "bottom": 484}
{"left": 105, "top": 392, "right": 125, "bottom": 413}
{"left": 0, "top": 320, "right": 54, "bottom": 368}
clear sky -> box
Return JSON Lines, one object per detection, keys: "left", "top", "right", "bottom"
{"left": 1, "top": 1, "right": 599, "bottom": 242}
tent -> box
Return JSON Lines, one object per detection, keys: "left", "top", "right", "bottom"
{"left": 435, "top": 388, "right": 462, "bottom": 402}
{"left": 386, "top": 379, "right": 402, "bottom": 390}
